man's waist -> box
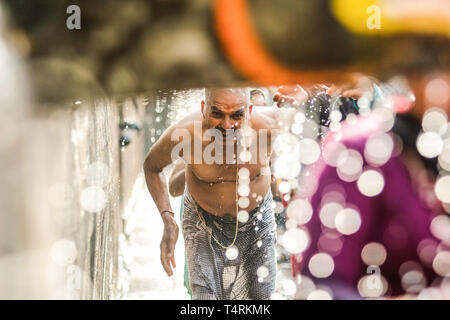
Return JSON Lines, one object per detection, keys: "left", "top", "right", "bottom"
{"left": 185, "top": 185, "right": 272, "bottom": 219}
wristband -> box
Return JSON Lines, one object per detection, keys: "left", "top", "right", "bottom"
{"left": 161, "top": 210, "right": 175, "bottom": 217}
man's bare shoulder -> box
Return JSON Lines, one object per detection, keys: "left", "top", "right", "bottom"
{"left": 250, "top": 108, "right": 278, "bottom": 130}
{"left": 251, "top": 107, "right": 297, "bottom": 131}
{"left": 171, "top": 111, "right": 203, "bottom": 131}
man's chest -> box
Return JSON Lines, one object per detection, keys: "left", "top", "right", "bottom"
{"left": 188, "top": 163, "right": 265, "bottom": 183}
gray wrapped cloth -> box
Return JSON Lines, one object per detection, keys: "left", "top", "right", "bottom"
{"left": 182, "top": 188, "right": 277, "bottom": 300}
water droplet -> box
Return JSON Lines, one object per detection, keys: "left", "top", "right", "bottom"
{"left": 357, "top": 170, "right": 385, "bottom": 197}
{"left": 80, "top": 186, "right": 107, "bottom": 213}
{"left": 225, "top": 246, "right": 239, "bottom": 260}
{"left": 257, "top": 266, "right": 269, "bottom": 278}
{"left": 237, "top": 210, "right": 249, "bottom": 223}
{"left": 417, "top": 132, "right": 443, "bottom": 158}
{"left": 434, "top": 175, "right": 450, "bottom": 203}
{"left": 335, "top": 208, "right": 361, "bottom": 235}
{"left": 361, "top": 242, "right": 387, "bottom": 266}
{"left": 238, "top": 197, "right": 250, "bottom": 208}
{"left": 287, "top": 198, "right": 313, "bottom": 226}
{"left": 308, "top": 253, "right": 335, "bottom": 278}
{"left": 281, "top": 228, "right": 309, "bottom": 254}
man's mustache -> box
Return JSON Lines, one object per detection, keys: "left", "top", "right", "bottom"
{"left": 215, "top": 127, "right": 238, "bottom": 136}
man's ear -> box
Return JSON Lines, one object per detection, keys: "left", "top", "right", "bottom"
{"left": 201, "top": 100, "right": 205, "bottom": 116}
{"left": 249, "top": 104, "right": 253, "bottom": 117}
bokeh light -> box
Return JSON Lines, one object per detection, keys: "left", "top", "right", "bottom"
{"left": 237, "top": 210, "right": 249, "bottom": 223}
{"left": 401, "top": 269, "right": 427, "bottom": 293}
{"left": 335, "top": 208, "right": 362, "bottom": 235}
{"left": 373, "top": 107, "right": 395, "bottom": 132}
{"left": 417, "top": 287, "right": 443, "bottom": 300}
{"left": 308, "top": 253, "right": 335, "bottom": 278}
{"left": 318, "top": 231, "right": 344, "bottom": 257}
{"left": 298, "top": 138, "right": 321, "bottom": 165}
{"left": 238, "top": 184, "right": 250, "bottom": 197}
{"left": 417, "top": 132, "right": 443, "bottom": 158}
{"left": 357, "top": 274, "right": 388, "bottom": 298}
{"left": 330, "top": 110, "right": 342, "bottom": 122}
{"left": 417, "top": 238, "right": 438, "bottom": 266}
{"left": 257, "top": 266, "right": 269, "bottom": 279}
{"left": 306, "top": 289, "right": 332, "bottom": 300}
{"left": 238, "top": 167, "right": 250, "bottom": 178}
{"left": 85, "top": 161, "right": 111, "bottom": 187}
{"left": 286, "top": 198, "right": 313, "bottom": 226}
{"left": 357, "top": 169, "right": 385, "bottom": 197}
{"left": 278, "top": 181, "right": 291, "bottom": 194}
{"left": 422, "top": 108, "right": 448, "bottom": 135}
{"left": 319, "top": 202, "right": 343, "bottom": 229}
{"left": 273, "top": 132, "right": 299, "bottom": 156}
{"left": 434, "top": 175, "right": 450, "bottom": 203}
{"left": 225, "top": 246, "right": 239, "bottom": 260}
{"left": 438, "top": 138, "right": 450, "bottom": 171}
{"left": 323, "top": 141, "right": 347, "bottom": 167}
{"left": 432, "top": 251, "right": 450, "bottom": 277}
{"left": 337, "top": 149, "right": 363, "bottom": 182}
{"left": 281, "top": 228, "right": 310, "bottom": 254}
{"left": 361, "top": 242, "right": 387, "bottom": 266}
{"left": 364, "top": 133, "right": 394, "bottom": 166}
{"left": 238, "top": 197, "right": 250, "bottom": 209}
{"left": 425, "top": 78, "right": 450, "bottom": 105}
{"left": 430, "top": 215, "right": 450, "bottom": 244}
{"left": 273, "top": 154, "right": 302, "bottom": 180}
{"left": 80, "top": 186, "right": 107, "bottom": 213}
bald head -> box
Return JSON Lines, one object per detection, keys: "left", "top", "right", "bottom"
{"left": 205, "top": 88, "right": 247, "bottom": 109}
{"left": 203, "top": 88, "right": 248, "bottom": 131}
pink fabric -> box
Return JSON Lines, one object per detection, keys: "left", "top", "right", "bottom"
{"left": 291, "top": 114, "right": 439, "bottom": 297}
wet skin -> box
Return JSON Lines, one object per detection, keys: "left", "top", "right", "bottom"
{"left": 185, "top": 118, "right": 272, "bottom": 216}
{"left": 183, "top": 90, "right": 275, "bottom": 216}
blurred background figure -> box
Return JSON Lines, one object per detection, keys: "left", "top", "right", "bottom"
{"left": 0, "top": 3, "right": 65, "bottom": 299}
{"left": 286, "top": 85, "right": 449, "bottom": 298}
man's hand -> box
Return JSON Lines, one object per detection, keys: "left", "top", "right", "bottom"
{"left": 326, "top": 73, "right": 376, "bottom": 99}
{"left": 160, "top": 212, "right": 179, "bottom": 277}
{"left": 273, "top": 84, "right": 308, "bottom": 107}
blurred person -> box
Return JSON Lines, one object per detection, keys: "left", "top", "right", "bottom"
{"left": 288, "top": 100, "right": 442, "bottom": 299}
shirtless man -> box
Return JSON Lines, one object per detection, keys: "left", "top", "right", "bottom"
{"left": 143, "top": 88, "right": 285, "bottom": 299}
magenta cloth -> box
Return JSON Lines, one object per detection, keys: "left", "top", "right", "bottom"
{"left": 291, "top": 115, "right": 438, "bottom": 297}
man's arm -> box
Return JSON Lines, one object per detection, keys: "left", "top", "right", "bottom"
{"left": 168, "top": 159, "right": 186, "bottom": 198}
{"left": 143, "top": 122, "right": 187, "bottom": 277}
{"left": 143, "top": 127, "right": 177, "bottom": 216}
